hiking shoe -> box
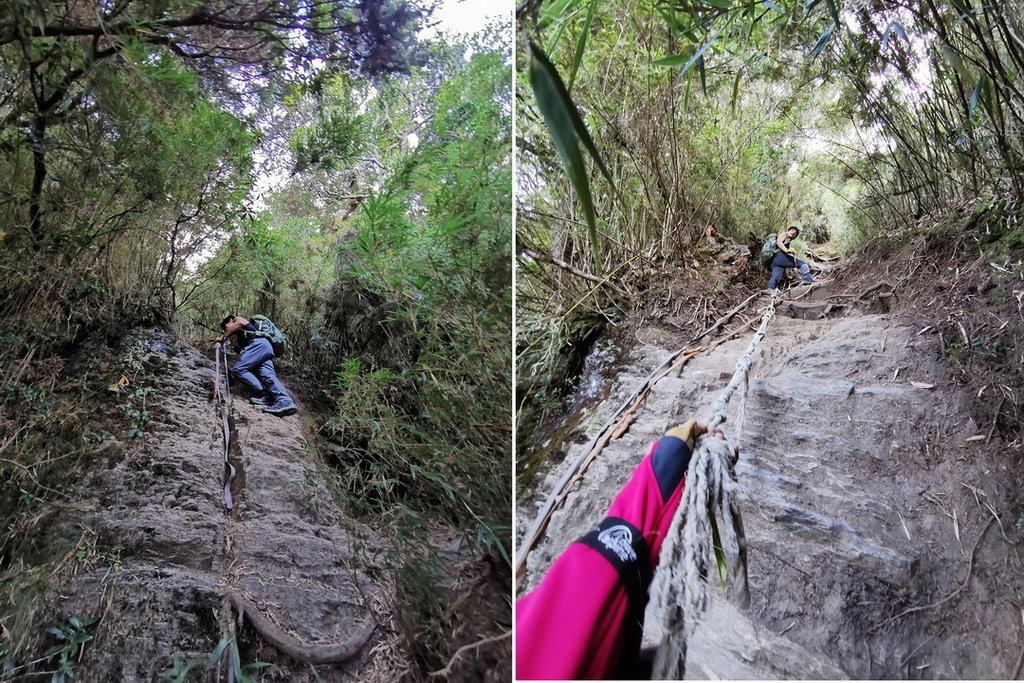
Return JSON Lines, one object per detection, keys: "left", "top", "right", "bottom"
{"left": 249, "top": 396, "right": 272, "bottom": 406}
{"left": 263, "top": 401, "right": 297, "bottom": 417}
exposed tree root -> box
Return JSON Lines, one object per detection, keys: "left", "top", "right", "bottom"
{"left": 428, "top": 629, "right": 512, "bottom": 678}
{"left": 868, "top": 517, "right": 995, "bottom": 634}
{"left": 228, "top": 592, "right": 376, "bottom": 665}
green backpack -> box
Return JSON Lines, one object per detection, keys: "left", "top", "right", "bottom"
{"left": 249, "top": 315, "right": 288, "bottom": 357}
{"left": 760, "top": 233, "right": 780, "bottom": 268}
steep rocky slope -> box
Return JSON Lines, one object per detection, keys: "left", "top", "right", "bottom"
{"left": 30, "top": 330, "right": 401, "bottom": 681}
{"left": 518, "top": 280, "right": 1024, "bottom": 679}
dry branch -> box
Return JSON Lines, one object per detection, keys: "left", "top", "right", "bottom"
{"left": 868, "top": 517, "right": 995, "bottom": 634}
{"left": 519, "top": 248, "right": 629, "bottom": 298}
{"left": 428, "top": 629, "right": 512, "bottom": 678}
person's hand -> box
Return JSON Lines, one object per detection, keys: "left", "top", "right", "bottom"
{"left": 665, "top": 419, "right": 737, "bottom": 455}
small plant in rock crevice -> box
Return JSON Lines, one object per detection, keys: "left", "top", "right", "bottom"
{"left": 43, "top": 615, "right": 100, "bottom": 683}
{"left": 163, "top": 637, "right": 270, "bottom": 683}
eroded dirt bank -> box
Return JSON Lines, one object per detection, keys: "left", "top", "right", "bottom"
{"left": 518, "top": 269, "right": 1024, "bottom": 679}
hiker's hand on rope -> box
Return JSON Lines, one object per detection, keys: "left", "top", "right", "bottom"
{"left": 665, "top": 419, "right": 734, "bottom": 453}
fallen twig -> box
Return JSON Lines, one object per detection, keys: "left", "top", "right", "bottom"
{"left": 688, "top": 292, "right": 760, "bottom": 346}
{"left": 869, "top": 517, "right": 995, "bottom": 634}
{"left": 429, "top": 629, "right": 512, "bottom": 678}
{"left": 987, "top": 397, "right": 1006, "bottom": 445}
{"left": 896, "top": 635, "right": 935, "bottom": 676}
{"left": 519, "top": 248, "right": 629, "bottom": 298}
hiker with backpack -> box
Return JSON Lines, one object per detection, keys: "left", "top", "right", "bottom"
{"left": 762, "top": 226, "right": 814, "bottom": 290}
{"left": 516, "top": 420, "right": 737, "bottom": 679}
{"left": 217, "top": 314, "right": 297, "bottom": 417}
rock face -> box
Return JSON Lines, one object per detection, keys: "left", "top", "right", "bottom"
{"left": 44, "top": 330, "right": 396, "bottom": 682}
{"left": 519, "top": 286, "right": 1024, "bottom": 679}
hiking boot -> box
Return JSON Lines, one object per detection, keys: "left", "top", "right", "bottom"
{"left": 263, "top": 400, "right": 297, "bottom": 417}
{"left": 249, "top": 396, "right": 272, "bottom": 406}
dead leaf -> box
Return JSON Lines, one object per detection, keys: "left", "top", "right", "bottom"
{"left": 910, "top": 381, "right": 935, "bottom": 389}
{"left": 965, "top": 435, "right": 985, "bottom": 442}
{"left": 107, "top": 375, "right": 129, "bottom": 393}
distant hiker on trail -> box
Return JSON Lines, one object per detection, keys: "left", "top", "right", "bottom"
{"left": 765, "top": 226, "right": 814, "bottom": 290}
{"left": 217, "top": 314, "right": 297, "bottom": 417}
{"left": 516, "top": 420, "right": 737, "bottom": 680}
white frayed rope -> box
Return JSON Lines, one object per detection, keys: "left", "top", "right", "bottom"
{"left": 648, "top": 292, "right": 778, "bottom": 680}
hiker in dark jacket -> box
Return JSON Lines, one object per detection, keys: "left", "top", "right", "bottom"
{"left": 766, "top": 226, "right": 814, "bottom": 289}
{"left": 218, "top": 315, "right": 297, "bottom": 416}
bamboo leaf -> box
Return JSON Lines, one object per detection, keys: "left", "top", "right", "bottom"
{"left": 824, "top": 0, "right": 841, "bottom": 27}
{"left": 804, "top": 0, "right": 822, "bottom": 16}
{"left": 528, "top": 41, "right": 604, "bottom": 271}
{"left": 545, "top": 11, "right": 575, "bottom": 53}
{"left": 207, "top": 638, "right": 231, "bottom": 670}
{"left": 529, "top": 43, "right": 613, "bottom": 185}
{"left": 230, "top": 641, "right": 243, "bottom": 680}
{"left": 809, "top": 23, "right": 834, "bottom": 59}
{"left": 704, "top": 0, "right": 733, "bottom": 8}
{"left": 683, "top": 66, "right": 694, "bottom": 110}
{"left": 709, "top": 509, "right": 728, "bottom": 583}
{"left": 730, "top": 67, "right": 743, "bottom": 114}
{"left": 698, "top": 55, "right": 708, "bottom": 95}
{"left": 538, "top": 0, "right": 581, "bottom": 31}
{"left": 762, "top": 0, "right": 784, "bottom": 12}
{"left": 880, "top": 21, "right": 907, "bottom": 50}
{"left": 568, "top": 0, "right": 597, "bottom": 91}
{"left": 654, "top": 11, "right": 737, "bottom": 75}
{"left": 665, "top": 4, "right": 681, "bottom": 32}
{"left": 938, "top": 42, "right": 973, "bottom": 82}
{"left": 968, "top": 73, "right": 988, "bottom": 115}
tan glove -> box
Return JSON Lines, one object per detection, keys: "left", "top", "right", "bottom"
{"left": 665, "top": 419, "right": 699, "bottom": 450}
{"left": 664, "top": 419, "right": 732, "bottom": 453}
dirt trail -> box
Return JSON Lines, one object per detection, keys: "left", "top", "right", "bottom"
{"left": 42, "top": 330, "right": 398, "bottom": 681}
{"left": 518, "top": 283, "right": 1024, "bottom": 679}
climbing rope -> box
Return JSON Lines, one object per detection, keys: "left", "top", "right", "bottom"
{"left": 214, "top": 340, "right": 236, "bottom": 512}
{"left": 648, "top": 292, "right": 779, "bottom": 680}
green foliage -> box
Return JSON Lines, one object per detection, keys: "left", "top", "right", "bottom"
{"left": 528, "top": 41, "right": 614, "bottom": 271}
{"left": 392, "top": 527, "right": 448, "bottom": 672}
{"left": 322, "top": 42, "right": 513, "bottom": 538}
{"left": 292, "top": 76, "right": 371, "bottom": 174}
{"left": 44, "top": 615, "right": 100, "bottom": 683}
{"left": 163, "top": 636, "right": 269, "bottom": 683}
{"left": 181, "top": 19, "right": 512, "bottom": 557}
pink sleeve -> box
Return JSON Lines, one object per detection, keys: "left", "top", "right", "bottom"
{"left": 516, "top": 437, "right": 688, "bottom": 680}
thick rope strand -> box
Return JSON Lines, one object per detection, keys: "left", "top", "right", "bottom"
{"left": 649, "top": 293, "right": 777, "bottom": 679}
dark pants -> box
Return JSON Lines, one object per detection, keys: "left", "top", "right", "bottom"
{"left": 767, "top": 251, "right": 813, "bottom": 289}
{"left": 232, "top": 337, "right": 293, "bottom": 405}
